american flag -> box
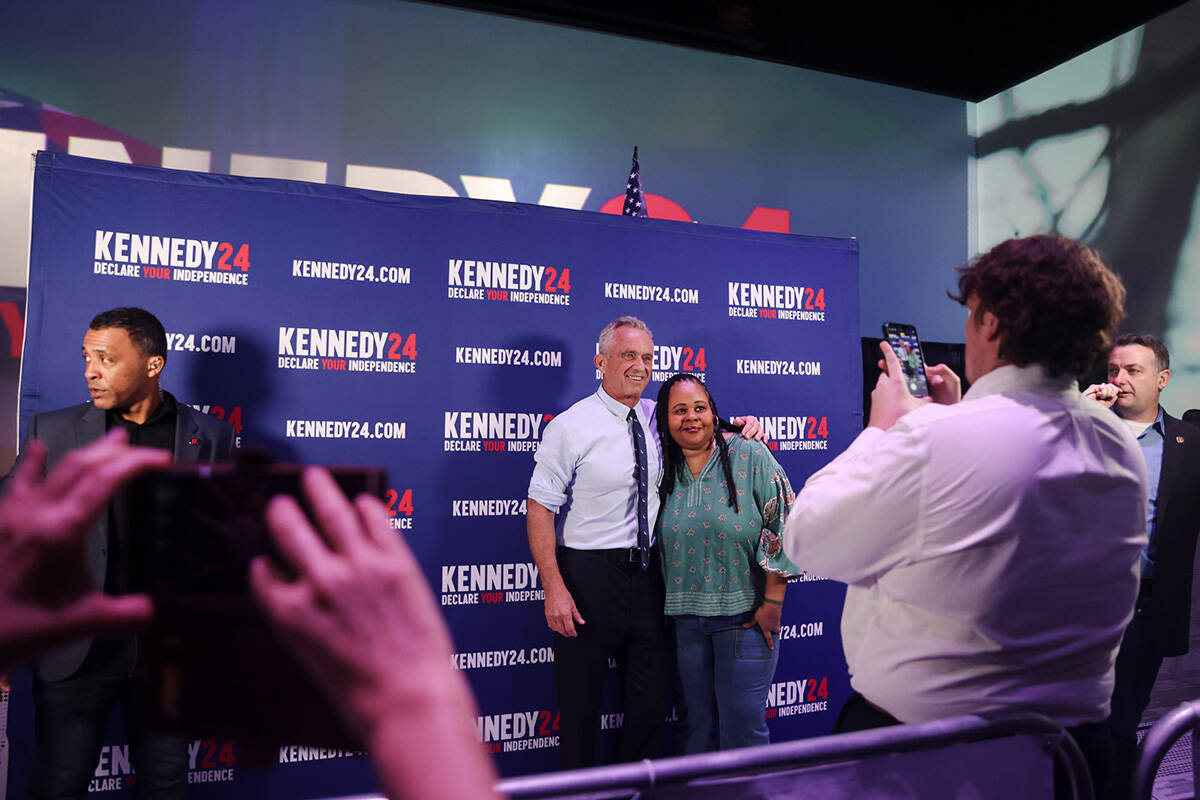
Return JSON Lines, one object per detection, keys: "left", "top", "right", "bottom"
{"left": 622, "top": 146, "right": 647, "bottom": 217}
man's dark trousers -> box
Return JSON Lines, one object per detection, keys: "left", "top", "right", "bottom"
{"left": 1106, "top": 594, "right": 1164, "bottom": 800}
{"left": 28, "top": 647, "right": 188, "bottom": 799}
{"left": 553, "top": 546, "right": 667, "bottom": 769}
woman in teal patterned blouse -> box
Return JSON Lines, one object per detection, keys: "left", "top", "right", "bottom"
{"left": 654, "top": 373, "right": 801, "bottom": 753}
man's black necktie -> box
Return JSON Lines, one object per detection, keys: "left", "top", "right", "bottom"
{"left": 628, "top": 408, "right": 650, "bottom": 570}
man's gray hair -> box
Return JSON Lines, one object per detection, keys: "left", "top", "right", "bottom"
{"left": 597, "top": 316, "right": 653, "bottom": 356}
{"left": 1114, "top": 332, "right": 1170, "bottom": 373}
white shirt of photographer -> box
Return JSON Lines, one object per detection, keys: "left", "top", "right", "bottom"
{"left": 783, "top": 363, "right": 1149, "bottom": 725}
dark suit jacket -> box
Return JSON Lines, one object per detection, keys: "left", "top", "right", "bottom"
{"left": 1148, "top": 412, "right": 1200, "bottom": 656}
{"left": 19, "top": 394, "right": 236, "bottom": 680}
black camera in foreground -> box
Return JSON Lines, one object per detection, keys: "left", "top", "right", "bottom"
{"left": 123, "top": 461, "right": 386, "bottom": 754}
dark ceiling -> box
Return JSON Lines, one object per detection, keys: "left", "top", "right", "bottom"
{"left": 432, "top": 0, "right": 1190, "bottom": 101}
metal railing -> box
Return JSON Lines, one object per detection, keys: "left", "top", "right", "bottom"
{"left": 495, "top": 710, "right": 1092, "bottom": 800}
{"left": 1132, "top": 698, "right": 1200, "bottom": 800}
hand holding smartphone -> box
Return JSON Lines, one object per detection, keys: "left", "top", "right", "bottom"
{"left": 881, "top": 322, "right": 931, "bottom": 398}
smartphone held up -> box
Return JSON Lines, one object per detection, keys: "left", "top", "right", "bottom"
{"left": 881, "top": 322, "right": 931, "bottom": 398}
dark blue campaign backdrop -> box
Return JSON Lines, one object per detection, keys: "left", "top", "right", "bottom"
{"left": 9, "top": 152, "right": 858, "bottom": 796}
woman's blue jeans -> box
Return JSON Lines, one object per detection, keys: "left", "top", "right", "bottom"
{"left": 672, "top": 611, "right": 780, "bottom": 753}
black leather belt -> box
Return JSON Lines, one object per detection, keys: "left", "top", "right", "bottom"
{"left": 561, "top": 545, "right": 656, "bottom": 565}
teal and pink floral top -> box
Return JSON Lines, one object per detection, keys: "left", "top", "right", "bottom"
{"left": 658, "top": 436, "right": 801, "bottom": 617}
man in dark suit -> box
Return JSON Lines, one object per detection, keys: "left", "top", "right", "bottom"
{"left": 1086, "top": 333, "right": 1200, "bottom": 799}
{"left": 20, "top": 307, "right": 235, "bottom": 800}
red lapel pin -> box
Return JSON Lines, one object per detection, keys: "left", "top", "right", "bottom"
{"left": 1178, "top": 436, "right": 1185, "bottom": 444}
{"left": 189, "top": 437, "right": 199, "bottom": 445}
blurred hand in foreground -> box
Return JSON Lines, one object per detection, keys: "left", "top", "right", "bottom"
{"left": 250, "top": 467, "right": 499, "bottom": 800}
{"left": 0, "top": 429, "right": 167, "bottom": 672}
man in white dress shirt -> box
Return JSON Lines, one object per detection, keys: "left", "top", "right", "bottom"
{"left": 527, "top": 316, "right": 664, "bottom": 768}
{"left": 527, "top": 316, "right": 759, "bottom": 768}
{"left": 783, "top": 235, "right": 1148, "bottom": 794}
